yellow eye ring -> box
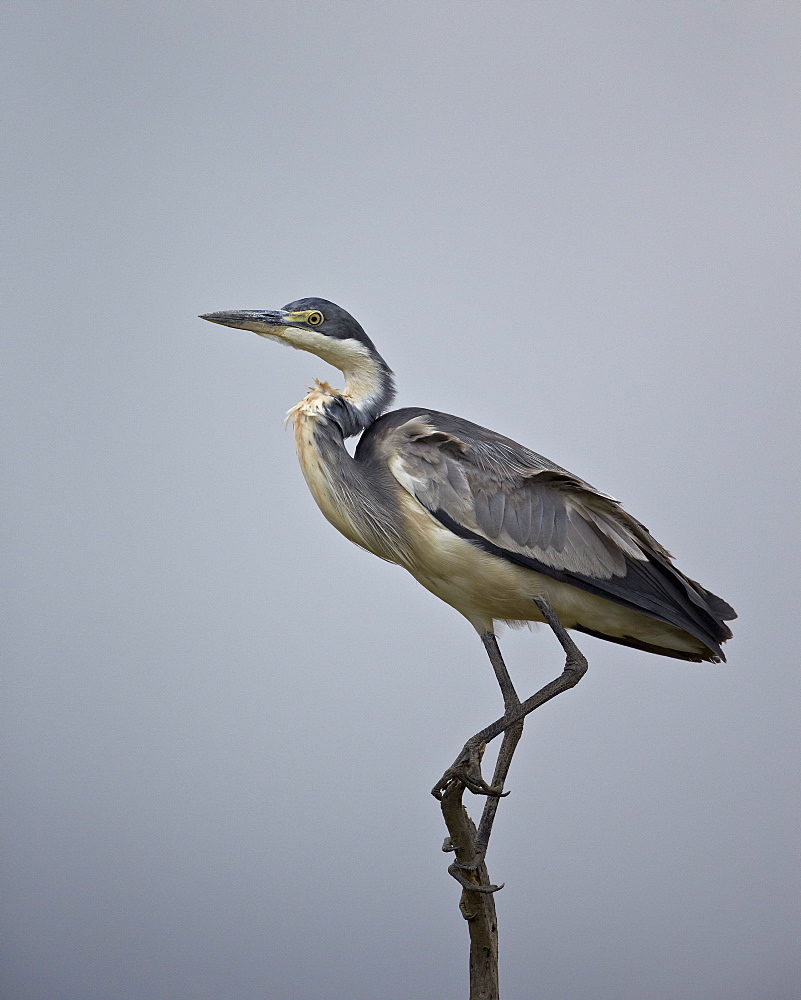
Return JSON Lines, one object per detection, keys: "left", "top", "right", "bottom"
{"left": 307, "top": 310, "right": 324, "bottom": 326}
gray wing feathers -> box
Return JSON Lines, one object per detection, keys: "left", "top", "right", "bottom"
{"left": 502, "top": 494, "right": 528, "bottom": 547}
{"left": 476, "top": 488, "right": 505, "bottom": 538}
{"left": 532, "top": 487, "right": 552, "bottom": 549}
{"left": 389, "top": 416, "right": 646, "bottom": 581}
{"left": 357, "top": 407, "right": 734, "bottom": 656}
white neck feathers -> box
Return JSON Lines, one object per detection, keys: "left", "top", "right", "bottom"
{"left": 283, "top": 333, "right": 395, "bottom": 437}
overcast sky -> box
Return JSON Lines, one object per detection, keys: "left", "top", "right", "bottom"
{"left": 3, "top": 3, "right": 800, "bottom": 998}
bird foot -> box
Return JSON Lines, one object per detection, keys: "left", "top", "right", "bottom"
{"left": 431, "top": 740, "right": 510, "bottom": 799}
{"left": 447, "top": 862, "right": 504, "bottom": 894}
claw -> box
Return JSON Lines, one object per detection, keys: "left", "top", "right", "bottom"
{"left": 448, "top": 862, "right": 504, "bottom": 894}
{"left": 431, "top": 740, "right": 510, "bottom": 799}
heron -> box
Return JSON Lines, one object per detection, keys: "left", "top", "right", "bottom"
{"left": 201, "top": 298, "right": 736, "bottom": 802}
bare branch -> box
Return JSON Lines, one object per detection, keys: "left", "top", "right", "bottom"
{"left": 440, "top": 780, "right": 501, "bottom": 1000}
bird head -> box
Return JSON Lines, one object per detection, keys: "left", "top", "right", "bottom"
{"left": 201, "top": 297, "right": 396, "bottom": 430}
{"left": 200, "top": 297, "right": 382, "bottom": 375}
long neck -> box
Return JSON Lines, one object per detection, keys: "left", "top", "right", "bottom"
{"left": 320, "top": 349, "right": 396, "bottom": 438}
{"left": 287, "top": 374, "right": 405, "bottom": 563}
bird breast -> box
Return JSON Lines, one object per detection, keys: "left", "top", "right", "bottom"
{"left": 288, "top": 388, "right": 404, "bottom": 563}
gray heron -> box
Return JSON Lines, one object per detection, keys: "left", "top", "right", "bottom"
{"left": 201, "top": 298, "right": 736, "bottom": 798}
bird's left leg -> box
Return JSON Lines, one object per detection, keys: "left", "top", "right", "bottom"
{"left": 439, "top": 632, "right": 522, "bottom": 888}
{"left": 473, "top": 634, "right": 527, "bottom": 859}
{"left": 434, "top": 632, "right": 524, "bottom": 801}
{"left": 432, "top": 597, "right": 588, "bottom": 800}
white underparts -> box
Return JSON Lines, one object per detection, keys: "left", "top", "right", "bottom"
{"left": 390, "top": 491, "right": 706, "bottom": 653}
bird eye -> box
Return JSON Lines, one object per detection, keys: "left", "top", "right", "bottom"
{"left": 307, "top": 311, "right": 324, "bottom": 326}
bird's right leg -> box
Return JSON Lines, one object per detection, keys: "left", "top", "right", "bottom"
{"left": 432, "top": 597, "right": 588, "bottom": 800}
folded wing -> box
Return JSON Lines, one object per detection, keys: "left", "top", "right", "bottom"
{"left": 372, "top": 409, "right": 735, "bottom": 657}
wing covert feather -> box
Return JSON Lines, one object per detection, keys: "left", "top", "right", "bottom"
{"left": 387, "top": 415, "right": 643, "bottom": 581}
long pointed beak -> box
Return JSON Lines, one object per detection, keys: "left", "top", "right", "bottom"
{"left": 199, "top": 310, "right": 290, "bottom": 336}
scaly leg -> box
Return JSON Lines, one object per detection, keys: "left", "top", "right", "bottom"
{"left": 432, "top": 597, "right": 588, "bottom": 800}
{"left": 473, "top": 633, "right": 525, "bottom": 857}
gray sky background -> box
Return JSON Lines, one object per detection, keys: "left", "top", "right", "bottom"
{"left": 3, "top": 3, "right": 800, "bottom": 998}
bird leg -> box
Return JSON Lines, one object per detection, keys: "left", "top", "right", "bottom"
{"left": 432, "top": 597, "right": 588, "bottom": 801}
{"left": 433, "top": 633, "right": 521, "bottom": 799}
{"left": 482, "top": 631, "right": 521, "bottom": 715}
{"left": 472, "top": 634, "right": 525, "bottom": 858}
